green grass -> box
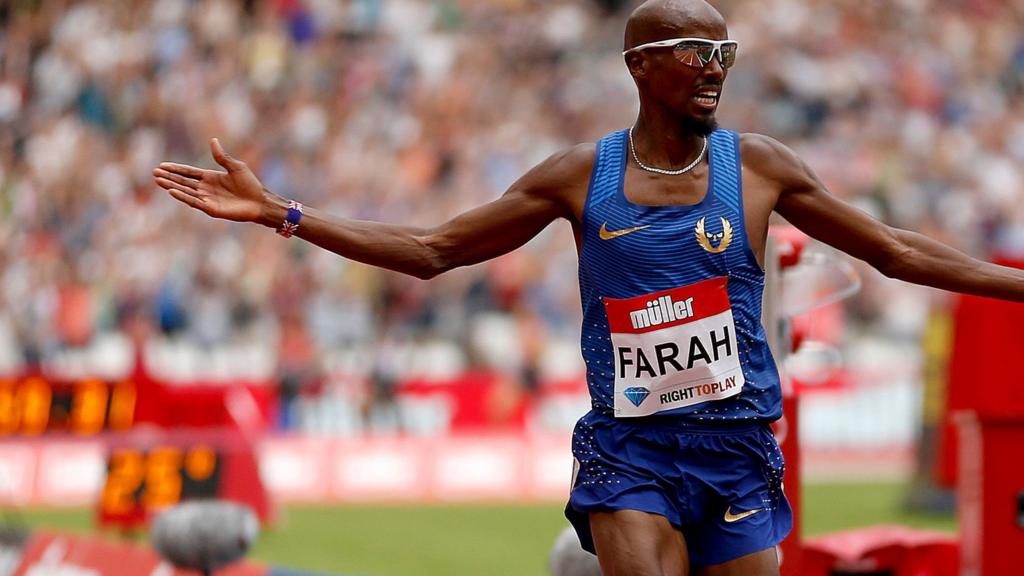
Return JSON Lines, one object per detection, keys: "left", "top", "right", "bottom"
{"left": 801, "top": 481, "right": 957, "bottom": 536}
{"left": 255, "top": 504, "right": 569, "bottom": 575}
{"left": 5, "top": 482, "right": 956, "bottom": 575}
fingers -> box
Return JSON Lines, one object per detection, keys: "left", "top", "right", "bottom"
{"left": 154, "top": 174, "right": 200, "bottom": 196}
{"left": 158, "top": 162, "right": 205, "bottom": 180}
{"left": 167, "top": 188, "right": 208, "bottom": 212}
{"left": 153, "top": 167, "right": 200, "bottom": 190}
{"left": 210, "top": 138, "right": 244, "bottom": 173}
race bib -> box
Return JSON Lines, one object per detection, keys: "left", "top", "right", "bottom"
{"left": 602, "top": 277, "right": 745, "bottom": 417}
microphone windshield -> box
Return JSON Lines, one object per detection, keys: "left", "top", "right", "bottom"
{"left": 549, "top": 526, "right": 602, "bottom": 576}
{"left": 151, "top": 500, "right": 259, "bottom": 572}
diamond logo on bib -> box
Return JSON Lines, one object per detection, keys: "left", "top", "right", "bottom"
{"left": 624, "top": 387, "right": 651, "bottom": 407}
{"left": 602, "top": 277, "right": 745, "bottom": 417}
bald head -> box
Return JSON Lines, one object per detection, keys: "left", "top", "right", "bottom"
{"left": 624, "top": 0, "right": 727, "bottom": 51}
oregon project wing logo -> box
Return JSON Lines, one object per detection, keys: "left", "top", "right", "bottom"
{"left": 695, "top": 217, "right": 733, "bottom": 254}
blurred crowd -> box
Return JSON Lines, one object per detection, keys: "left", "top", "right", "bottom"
{"left": 1, "top": 0, "right": 1022, "bottom": 430}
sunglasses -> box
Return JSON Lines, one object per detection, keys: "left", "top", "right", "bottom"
{"left": 624, "top": 38, "right": 738, "bottom": 70}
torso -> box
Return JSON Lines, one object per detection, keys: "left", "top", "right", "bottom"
{"left": 564, "top": 133, "right": 781, "bottom": 270}
{"left": 569, "top": 129, "right": 783, "bottom": 422}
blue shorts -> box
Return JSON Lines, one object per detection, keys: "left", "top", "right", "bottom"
{"left": 565, "top": 410, "right": 792, "bottom": 566}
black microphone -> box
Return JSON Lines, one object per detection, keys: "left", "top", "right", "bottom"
{"left": 549, "top": 526, "right": 602, "bottom": 576}
{"left": 151, "top": 500, "right": 259, "bottom": 576}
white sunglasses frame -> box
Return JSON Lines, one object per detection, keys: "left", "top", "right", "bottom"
{"left": 623, "top": 37, "right": 739, "bottom": 68}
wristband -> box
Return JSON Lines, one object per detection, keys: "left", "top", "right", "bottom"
{"left": 276, "top": 200, "right": 303, "bottom": 238}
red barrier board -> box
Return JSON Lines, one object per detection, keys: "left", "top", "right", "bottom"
{"left": 942, "top": 265, "right": 1024, "bottom": 575}
{"left": 947, "top": 295, "right": 1024, "bottom": 413}
{"left": 942, "top": 282, "right": 1024, "bottom": 486}
{"left": 775, "top": 394, "right": 802, "bottom": 576}
{"left": 259, "top": 433, "right": 573, "bottom": 504}
{"left": 0, "top": 433, "right": 574, "bottom": 507}
{"left": 13, "top": 532, "right": 267, "bottom": 576}
{"left": 802, "top": 525, "right": 958, "bottom": 576}
{"left": 956, "top": 413, "right": 1024, "bottom": 576}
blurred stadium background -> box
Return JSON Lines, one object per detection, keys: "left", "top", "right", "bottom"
{"left": 1, "top": 0, "right": 1023, "bottom": 574}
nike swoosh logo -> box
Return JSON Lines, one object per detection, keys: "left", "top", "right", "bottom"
{"left": 599, "top": 223, "right": 650, "bottom": 240}
{"left": 723, "top": 507, "right": 764, "bottom": 523}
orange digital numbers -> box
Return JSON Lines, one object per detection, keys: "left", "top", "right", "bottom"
{"left": 144, "top": 447, "right": 183, "bottom": 510}
{"left": 71, "top": 379, "right": 109, "bottom": 435}
{"left": 101, "top": 446, "right": 221, "bottom": 518}
{"left": 0, "top": 377, "right": 135, "bottom": 435}
{"left": 16, "top": 377, "right": 51, "bottom": 436}
{"left": 101, "top": 448, "right": 146, "bottom": 516}
{"left": 108, "top": 382, "right": 136, "bottom": 431}
{"left": 0, "top": 380, "right": 17, "bottom": 435}
{"left": 184, "top": 445, "right": 217, "bottom": 481}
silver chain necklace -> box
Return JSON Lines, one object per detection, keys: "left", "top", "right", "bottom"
{"left": 628, "top": 127, "right": 707, "bottom": 176}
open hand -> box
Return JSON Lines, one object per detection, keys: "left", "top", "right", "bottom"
{"left": 153, "top": 138, "right": 265, "bottom": 223}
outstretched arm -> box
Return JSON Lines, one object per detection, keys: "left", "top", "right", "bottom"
{"left": 746, "top": 134, "right": 1024, "bottom": 302}
{"left": 154, "top": 139, "right": 591, "bottom": 279}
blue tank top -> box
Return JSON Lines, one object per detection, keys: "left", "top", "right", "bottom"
{"left": 578, "top": 128, "right": 782, "bottom": 423}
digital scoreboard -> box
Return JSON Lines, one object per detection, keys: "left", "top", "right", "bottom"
{"left": 0, "top": 374, "right": 273, "bottom": 528}
{"left": 96, "top": 435, "right": 272, "bottom": 529}
{"left": 98, "top": 444, "right": 223, "bottom": 526}
{"left": 0, "top": 377, "right": 136, "bottom": 436}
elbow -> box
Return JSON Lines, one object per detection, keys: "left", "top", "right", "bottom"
{"left": 874, "top": 243, "right": 916, "bottom": 280}
{"left": 413, "top": 234, "right": 455, "bottom": 280}
{"left": 862, "top": 227, "right": 916, "bottom": 280}
{"left": 413, "top": 263, "right": 444, "bottom": 281}
{"left": 411, "top": 254, "right": 447, "bottom": 280}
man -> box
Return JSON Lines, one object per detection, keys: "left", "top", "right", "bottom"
{"left": 154, "top": 0, "right": 1024, "bottom": 574}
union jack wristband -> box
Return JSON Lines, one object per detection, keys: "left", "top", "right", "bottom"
{"left": 276, "top": 200, "right": 303, "bottom": 238}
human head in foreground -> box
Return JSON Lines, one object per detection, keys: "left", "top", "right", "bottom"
{"left": 623, "top": 0, "right": 735, "bottom": 137}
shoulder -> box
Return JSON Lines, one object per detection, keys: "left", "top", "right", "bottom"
{"left": 492, "top": 141, "right": 596, "bottom": 222}
{"left": 738, "top": 132, "right": 818, "bottom": 190}
{"left": 739, "top": 133, "right": 801, "bottom": 176}
{"left": 525, "top": 142, "right": 597, "bottom": 189}
{"left": 509, "top": 142, "right": 596, "bottom": 212}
